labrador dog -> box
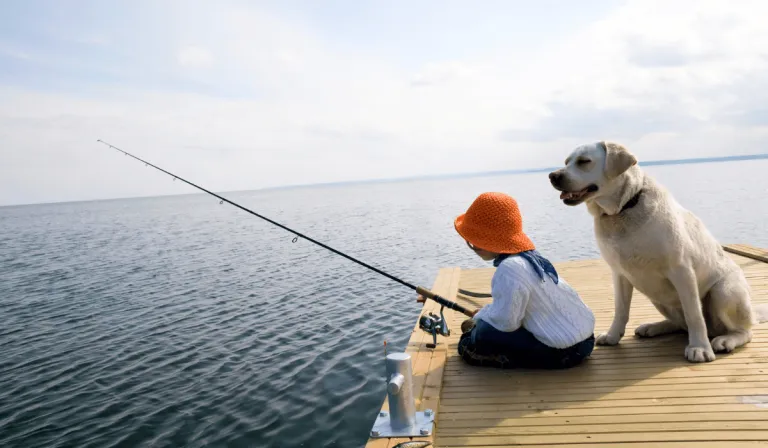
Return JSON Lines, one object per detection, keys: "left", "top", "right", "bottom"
{"left": 548, "top": 141, "right": 768, "bottom": 363}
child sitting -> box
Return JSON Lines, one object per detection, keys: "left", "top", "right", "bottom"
{"left": 453, "top": 192, "right": 596, "bottom": 369}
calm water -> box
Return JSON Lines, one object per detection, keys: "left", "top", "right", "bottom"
{"left": 1, "top": 160, "right": 767, "bottom": 447}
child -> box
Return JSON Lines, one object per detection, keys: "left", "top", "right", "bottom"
{"left": 453, "top": 192, "right": 595, "bottom": 369}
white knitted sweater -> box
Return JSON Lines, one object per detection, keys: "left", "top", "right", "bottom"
{"left": 473, "top": 255, "right": 595, "bottom": 349}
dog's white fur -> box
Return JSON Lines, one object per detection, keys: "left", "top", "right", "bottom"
{"left": 549, "top": 141, "right": 768, "bottom": 363}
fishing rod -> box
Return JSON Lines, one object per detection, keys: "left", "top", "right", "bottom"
{"left": 96, "top": 139, "right": 475, "bottom": 348}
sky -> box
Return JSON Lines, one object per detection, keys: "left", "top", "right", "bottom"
{"left": 2, "top": 0, "right": 768, "bottom": 206}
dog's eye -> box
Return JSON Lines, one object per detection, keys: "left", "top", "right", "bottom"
{"left": 577, "top": 159, "right": 591, "bottom": 166}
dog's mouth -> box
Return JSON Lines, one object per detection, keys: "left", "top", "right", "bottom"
{"left": 559, "top": 184, "right": 598, "bottom": 205}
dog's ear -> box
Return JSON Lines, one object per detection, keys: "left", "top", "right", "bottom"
{"left": 602, "top": 141, "right": 637, "bottom": 179}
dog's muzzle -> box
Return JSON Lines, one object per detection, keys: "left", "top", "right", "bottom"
{"left": 549, "top": 170, "right": 564, "bottom": 189}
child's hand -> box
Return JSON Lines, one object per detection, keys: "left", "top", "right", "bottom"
{"left": 416, "top": 294, "right": 426, "bottom": 304}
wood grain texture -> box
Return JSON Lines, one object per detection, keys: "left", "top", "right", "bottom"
{"left": 433, "top": 244, "right": 768, "bottom": 447}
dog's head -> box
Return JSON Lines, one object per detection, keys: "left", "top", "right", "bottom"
{"left": 548, "top": 141, "right": 638, "bottom": 206}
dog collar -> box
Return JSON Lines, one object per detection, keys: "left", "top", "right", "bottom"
{"left": 619, "top": 189, "right": 643, "bottom": 213}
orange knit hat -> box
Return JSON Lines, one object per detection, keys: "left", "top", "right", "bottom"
{"left": 454, "top": 192, "right": 535, "bottom": 254}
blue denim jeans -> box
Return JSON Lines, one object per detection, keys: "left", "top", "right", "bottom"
{"left": 458, "top": 319, "right": 594, "bottom": 369}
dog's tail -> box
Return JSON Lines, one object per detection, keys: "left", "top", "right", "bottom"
{"left": 754, "top": 304, "right": 768, "bottom": 324}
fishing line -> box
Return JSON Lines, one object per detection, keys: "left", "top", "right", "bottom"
{"left": 96, "top": 139, "right": 474, "bottom": 326}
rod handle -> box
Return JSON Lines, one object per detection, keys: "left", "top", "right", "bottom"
{"left": 416, "top": 286, "right": 475, "bottom": 317}
{"left": 416, "top": 286, "right": 435, "bottom": 300}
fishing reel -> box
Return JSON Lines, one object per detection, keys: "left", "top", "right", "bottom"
{"left": 419, "top": 305, "right": 450, "bottom": 349}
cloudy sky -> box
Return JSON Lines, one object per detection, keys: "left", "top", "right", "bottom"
{"left": 2, "top": 0, "right": 768, "bottom": 206}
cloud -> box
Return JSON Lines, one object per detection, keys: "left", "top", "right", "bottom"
{"left": 500, "top": 102, "right": 704, "bottom": 142}
{"left": 0, "top": 41, "right": 32, "bottom": 61}
{"left": 410, "top": 62, "right": 479, "bottom": 87}
{"left": 499, "top": 0, "right": 768, "bottom": 151}
{"left": 73, "top": 35, "right": 110, "bottom": 46}
{"left": 2, "top": 0, "right": 768, "bottom": 205}
{"left": 176, "top": 46, "right": 214, "bottom": 68}
{"left": 624, "top": 38, "right": 715, "bottom": 68}
{"left": 302, "top": 126, "right": 398, "bottom": 144}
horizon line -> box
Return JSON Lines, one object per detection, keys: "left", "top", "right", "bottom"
{"left": 267, "top": 152, "right": 768, "bottom": 191}
{"left": 4, "top": 152, "right": 768, "bottom": 208}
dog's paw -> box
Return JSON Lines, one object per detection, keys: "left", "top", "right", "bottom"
{"left": 596, "top": 332, "right": 622, "bottom": 346}
{"left": 634, "top": 322, "right": 668, "bottom": 338}
{"left": 685, "top": 344, "right": 716, "bottom": 363}
{"left": 634, "top": 323, "right": 657, "bottom": 338}
{"left": 711, "top": 335, "right": 738, "bottom": 353}
{"left": 634, "top": 320, "right": 679, "bottom": 338}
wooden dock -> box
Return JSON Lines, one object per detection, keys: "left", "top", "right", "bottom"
{"left": 366, "top": 244, "right": 768, "bottom": 448}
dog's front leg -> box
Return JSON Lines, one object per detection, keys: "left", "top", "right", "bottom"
{"left": 596, "top": 271, "right": 633, "bottom": 345}
{"left": 669, "top": 264, "right": 715, "bottom": 362}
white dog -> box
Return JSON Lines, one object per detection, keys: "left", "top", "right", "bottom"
{"left": 548, "top": 141, "right": 768, "bottom": 363}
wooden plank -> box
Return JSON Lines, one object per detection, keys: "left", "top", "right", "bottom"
{"left": 443, "top": 374, "right": 768, "bottom": 391}
{"left": 441, "top": 381, "right": 768, "bottom": 399}
{"left": 404, "top": 265, "right": 461, "bottom": 447}
{"left": 438, "top": 403, "right": 768, "bottom": 420}
{"left": 437, "top": 431, "right": 768, "bottom": 446}
{"left": 439, "top": 387, "right": 768, "bottom": 405}
{"left": 438, "top": 411, "right": 768, "bottom": 429}
{"left": 725, "top": 244, "right": 768, "bottom": 263}
{"left": 431, "top": 244, "right": 768, "bottom": 447}
{"left": 441, "top": 367, "right": 768, "bottom": 383}
{"left": 443, "top": 361, "right": 768, "bottom": 377}
{"left": 439, "top": 443, "right": 768, "bottom": 448}
{"left": 438, "top": 420, "right": 768, "bottom": 436}
{"left": 438, "top": 396, "right": 766, "bottom": 413}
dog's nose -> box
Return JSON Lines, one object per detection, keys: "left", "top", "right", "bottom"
{"left": 549, "top": 171, "right": 561, "bottom": 183}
